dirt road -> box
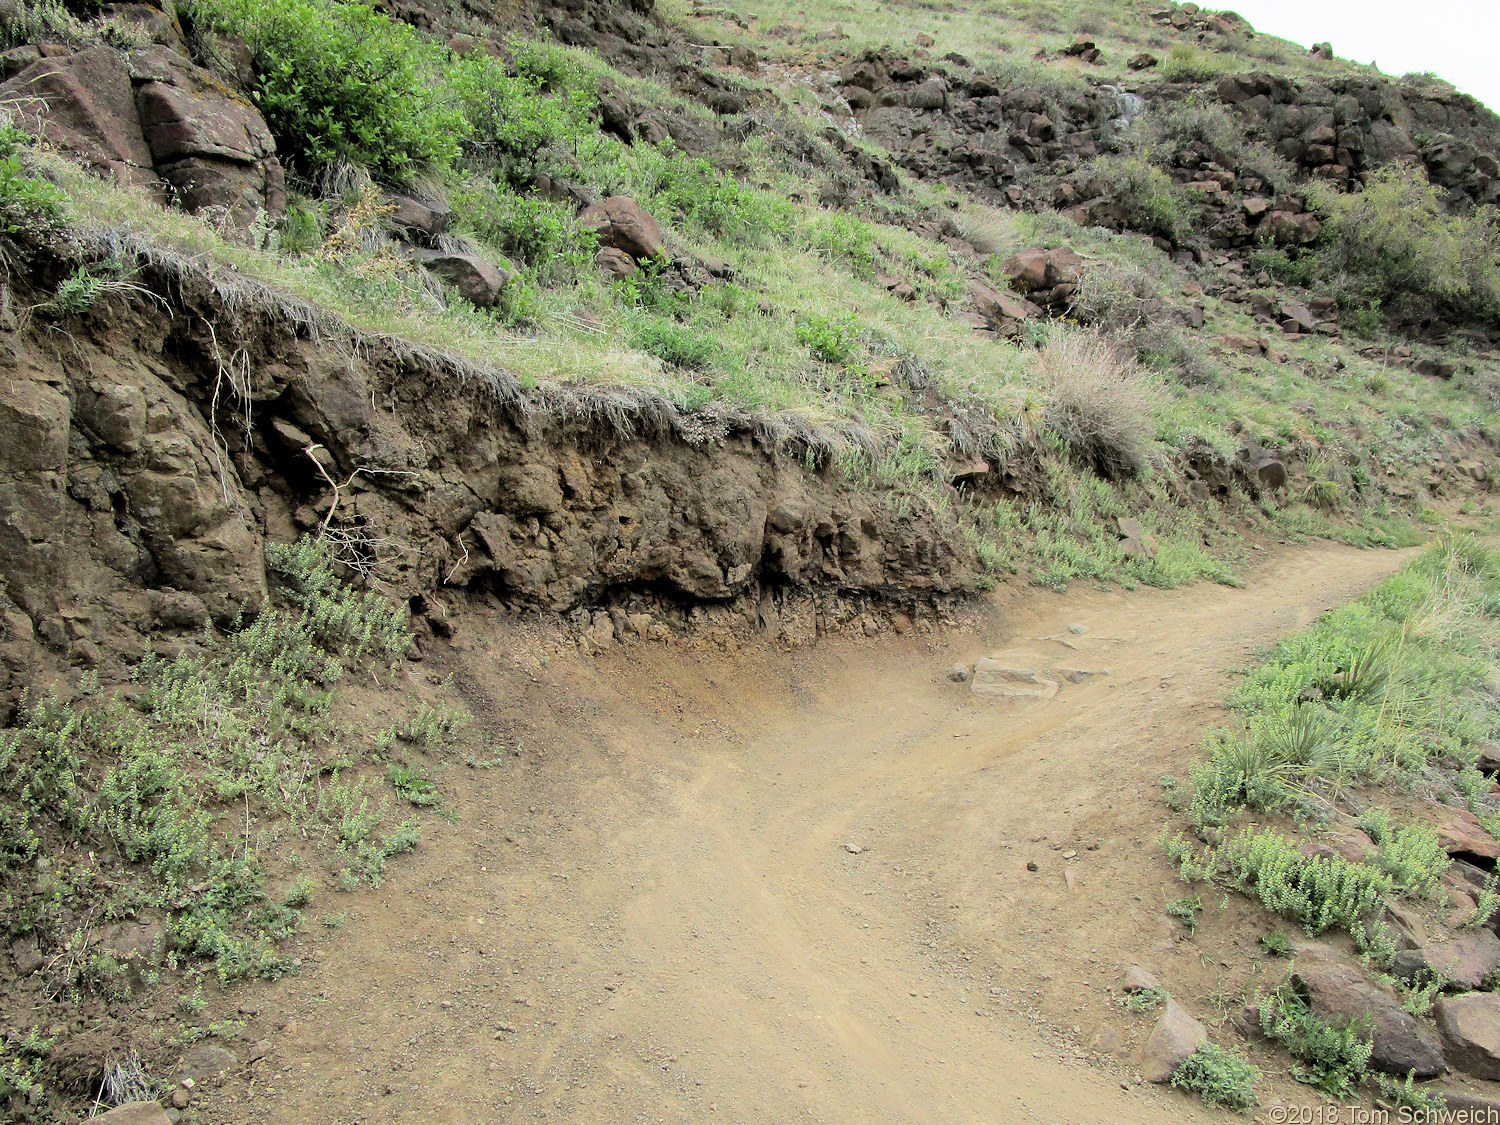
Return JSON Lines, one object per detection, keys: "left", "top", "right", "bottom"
{"left": 211, "top": 542, "right": 1410, "bottom": 1124}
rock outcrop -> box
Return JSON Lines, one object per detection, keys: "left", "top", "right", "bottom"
{"left": 0, "top": 239, "right": 981, "bottom": 706}
{"left": 0, "top": 41, "right": 284, "bottom": 229}
{"left": 1292, "top": 963, "right": 1446, "bottom": 1077}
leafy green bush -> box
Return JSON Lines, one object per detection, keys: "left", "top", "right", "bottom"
{"left": 1259, "top": 983, "right": 1372, "bottom": 1098}
{"left": 1171, "top": 1042, "right": 1259, "bottom": 1110}
{"left": 448, "top": 43, "right": 595, "bottom": 184}
{"left": 1085, "top": 156, "right": 1187, "bottom": 240}
{"left": 182, "top": 0, "right": 466, "bottom": 176}
{"left": 1316, "top": 163, "right": 1500, "bottom": 325}
{"left": 0, "top": 126, "right": 65, "bottom": 238}
{"left": 633, "top": 317, "right": 721, "bottom": 370}
{"left": 1371, "top": 821, "right": 1451, "bottom": 899}
{"left": 449, "top": 180, "right": 594, "bottom": 280}
{"left": 796, "top": 313, "right": 863, "bottom": 365}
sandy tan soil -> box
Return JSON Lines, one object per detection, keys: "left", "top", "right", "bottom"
{"left": 203, "top": 542, "right": 1413, "bottom": 1124}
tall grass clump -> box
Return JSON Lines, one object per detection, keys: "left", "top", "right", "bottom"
{"left": 0, "top": 540, "right": 452, "bottom": 996}
{"left": 1183, "top": 534, "right": 1500, "bottom": 828}
{"left": 1038, "top": 330, "right": 1162, "bottom": 479}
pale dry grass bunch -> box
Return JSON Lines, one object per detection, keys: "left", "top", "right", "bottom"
{"left": 1038, "top": 329, "right": 1162, "bottom": 479}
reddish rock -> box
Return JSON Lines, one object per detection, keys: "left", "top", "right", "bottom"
{"left": 1218, "top": 333, "right": 1266, "bottom": 356}
{"left": 594, "top": 246, "right": 639, "bottom": 282}
{"left": 417, "top": 251, "right": 515, "bottom": 308}
{"left": 1001, "top": 248, "right": 1049, "bottom": 291}
{"left": 130, "top": 45, "right": 284, "bottom": 225}
{"left": 999, "top": 247, "right": 1085, "bottom": 293}
{"left": 386, "top": 193, "right": 450, "bottom": 240}
{"left": 0, "top": 46, "right": 155, "bottom": 187}
{"left": 1396, "top": 931, "right": 1500, "bottom": 992}
{"left": 970, "top": 279, "right": 1041, "bottom": 324}
{"left": 1432, "top": 805, "right": 1500, "bottom": 862}
{"left": 1293, "top": 963, "right": 1446, "bottom": 1076}
{"left": 1438, "top": 993, "right": 1500, "bottom": 1079}
{"left": 578, "top": 196, "right": 666, "bottom": 262}
{"left": 1278, "top": 300, "right": 1317, "bottom": 334}
{"left": 1140, "top": 999, "right": 1207, "bottom": 1083}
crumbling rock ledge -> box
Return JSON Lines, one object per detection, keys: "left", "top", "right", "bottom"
{"left": 0, "top": 236, "right": 980, "bottom": 701}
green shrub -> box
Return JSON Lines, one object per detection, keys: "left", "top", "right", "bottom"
{"left": 1083, "top": 156, "right": 1186, "bottom": 240}
{"left": 449, "top": 181, "right": 594, "bottom": 280}
{"left": 182, "top": 0, "right": 466, "bottom": 176}
{"left": 0, "top": 126, "right": 65, "bottom": 238}
{"left": 1171, "top": 1042, "right": 1259, "bottom": 1110}
{"left": 1159, "top": 44, "right": 1226, "bottom": 83}
{"left": 1372, "top": 822, "right": 1451, "bottom": 899}
{"left": 1373, "top": 1071, "right": 1446, "bottom": 1112}
{"left": 1224, "top": 828, "right": 1392, "bottom": 940}
{"left": 1259, "top": 983, "right": 1372, "bottom": 1098}
{"left": 796, "top": 313, "right": 862, "bottom": 365}
{"left": 632, "top": 317, "right": 720, "bottom": 370}
{"left": 387, "top": 763, "right": 439, "bottom": 807}
{"left": 1121, "top": 987, "right": 1167, "bottom": 1013}
{"left": 1260, "top": 929, "right": 1291, "bottom": 957}
{"left": 448, "top": 44, "right": 595, "bottom": 184}
{"left": 1317, "top": 163, "right": 1500, "bottom": 325}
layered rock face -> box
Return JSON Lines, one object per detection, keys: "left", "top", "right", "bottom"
{"left": 0, "top": 245, "right": 979, "bottom": 704}
{"left": 0, "top": 34, "right": 284, "bottom": 227}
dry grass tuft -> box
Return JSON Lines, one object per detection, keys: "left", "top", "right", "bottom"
{"left": 1039, "top": 330, "right": 1162, "bottom": 480}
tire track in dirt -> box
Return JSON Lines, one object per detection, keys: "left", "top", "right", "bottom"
{"left": 211, "top": 542, "right": 1411, "bottom": 1125}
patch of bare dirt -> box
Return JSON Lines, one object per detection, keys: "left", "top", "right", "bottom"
{"left": 192, "top": 543, "right": 1412, "bottom": 1123}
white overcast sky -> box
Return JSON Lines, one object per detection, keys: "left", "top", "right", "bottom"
{"left": 1223, "top": 0, "right": 1499, "bottom": 111}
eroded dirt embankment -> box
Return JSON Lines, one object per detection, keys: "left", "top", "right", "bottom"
{"left": 184, "top": 541, "right": 1412, "bottom": 1125}
{"left": 0, "top": 241, "right": 983, "bottom": 710}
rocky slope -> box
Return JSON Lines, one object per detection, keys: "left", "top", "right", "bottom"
{"left": 2, "top": 0, "right": 1500, "bottom": 1116}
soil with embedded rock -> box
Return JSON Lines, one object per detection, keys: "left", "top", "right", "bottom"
{"left": 0, "top": 237, "right": 983, "bottom": 713}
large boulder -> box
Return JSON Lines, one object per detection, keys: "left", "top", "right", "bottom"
{"left": 1000, "top": 247, "right": 1085, "bottom": 293}
{"left": 0, "top": 46, "right": 156, "bottom": 188}
{"left": 1395, "top": 931, "right": 1500, "bottom": 992}
{"left": 577, "top": 195, "right": 666, "bottom": 262}
{"left": 1292, "top": 963, "right": 1446, "bottom": 1077}
{"left": 1437, "top": 993, "right": 1500, "bottom": 1079}
{"left": 1140, "top": 999, "right": 1207, "bottom": 1083}
{"left": 970, "top": 279, "right": 1041, "bottom": 327}
{"left": 0, "top": 43, "right": 284, "bottom": 228}
{"left": 131, "top": 45, "right": 284, "bottom": 226}
{"left": 416, "top": 251, "right": 515, "bottom": 308}
{"left": 1431, "top": 805, "right": 1500, "bottom": 863}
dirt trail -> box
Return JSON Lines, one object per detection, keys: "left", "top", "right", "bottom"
{"left": 212, "top": 542, "right": 1411, "bottom": 1125}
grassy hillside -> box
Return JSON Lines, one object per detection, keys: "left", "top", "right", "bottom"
{"left": 21, "top": 0, "right": 1500, "bottom": 594}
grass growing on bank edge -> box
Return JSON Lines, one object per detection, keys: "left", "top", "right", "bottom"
{"left": 0, "top": 541, "right": 468, "bottom": 1007}
{"left": 1155, "top": 532, "right": 1500, "bottom": 1106}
